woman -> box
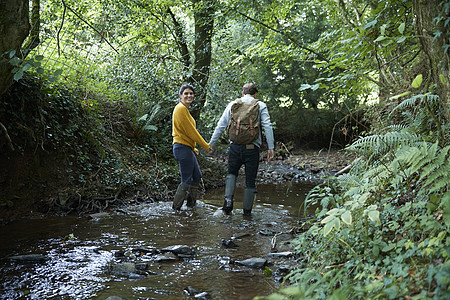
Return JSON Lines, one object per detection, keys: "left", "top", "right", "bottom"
{"left": 172, "top": 84, "right": 212, "bottom": 210}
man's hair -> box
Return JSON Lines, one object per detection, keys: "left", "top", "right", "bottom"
{"left": 179, "top": 84, "right": 195, "bottom": 96}
{"left": 242, "top": 83, "right": 258, "bottom": 95}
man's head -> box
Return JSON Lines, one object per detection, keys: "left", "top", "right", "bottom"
{"left": 242, "top": 83, "right": 258, "bottom": 96}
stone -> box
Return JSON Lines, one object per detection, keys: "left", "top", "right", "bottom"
{"left": 9, "top": 254, "right": 50, "bottom": 263}
{"left": 235, "top": 257, "right": 267, "bottom": 268}
{"left": 161, "top": 245, "right": 195, "bottom": 256}
{"left": 267, "top": 251, "right": 293, "bottom": 258}
{"left": 154, "top": 252, "right": 178, "bottom": 262}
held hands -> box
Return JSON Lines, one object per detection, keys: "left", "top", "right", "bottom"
{"left": 205, "top": 146, "right": 213, "bottom": 154}
{"left": 267, "top": 149, "right": 274, "bottom": 163}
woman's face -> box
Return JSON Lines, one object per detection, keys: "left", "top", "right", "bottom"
{"left": 180, "top": 88, "right": 194, "bottom": 107}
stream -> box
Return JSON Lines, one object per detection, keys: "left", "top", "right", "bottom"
{"left": 0, "top": 182, "right": 317, "bottom": 300}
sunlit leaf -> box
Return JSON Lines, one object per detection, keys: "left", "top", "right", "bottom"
{"left": 341, "top": 211, "right": 352, "bottom": 225}
{"left": 368, "top": 210, "right": 381, "bottom": 225}
{"left": 398, "top": 22, "right": 405, "bottom": 34}
{"left": 440, "top": 74, "right": 446, "bottom": 85}
{"left": 389, "top": 91, "right": 411, "bottom": 100}
{"left": 411, "top": 74, "right": 423, "bottom": 88}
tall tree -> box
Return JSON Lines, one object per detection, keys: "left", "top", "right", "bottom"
{"left": 0, "top": 0, "right": 30, "bottom": 95}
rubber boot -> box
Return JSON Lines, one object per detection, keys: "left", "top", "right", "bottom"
{"left": 243, "top": 188, "right": 256, "bottom": 216}
{"left": 172, "top": 184, "right": 189, "bottom": 210}
{"left": 222, "top": 174, "right": 236, "bottom": 214}
{"left": 186, "top": 182, "right": 199, "bottom": 208}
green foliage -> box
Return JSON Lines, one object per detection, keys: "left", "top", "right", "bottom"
{"left": 261, "top": 93, "right": 449, "bottom": 299}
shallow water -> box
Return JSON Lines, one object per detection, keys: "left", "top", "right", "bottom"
{"left": 0, "top": 182, "right": 316, "bottom": 300}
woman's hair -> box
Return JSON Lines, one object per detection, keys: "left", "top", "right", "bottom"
{"left": 179, "top": 84, "right": 195, "bottom": 96}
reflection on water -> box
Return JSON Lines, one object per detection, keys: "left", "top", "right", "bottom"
{"left": 0, "top": 183, "right": 316, "bottom": 299}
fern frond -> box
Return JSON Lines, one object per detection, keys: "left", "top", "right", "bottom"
{"left": 347, "top": 132, "right": 420, "bottom": 156}
{"left": 425, "top": 167, "right": 450, "bottom": 190}
{"left": 390, "top": 94, "right": 424, "bottom": 116}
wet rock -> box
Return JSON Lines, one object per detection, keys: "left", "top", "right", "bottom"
{"left": 235, "top": 258, "right": 267, "bottom": 268}
{"left": 89, "top": 212, "right": 110, "bottom": 219}
{"left": 154, "top": 252, "right": 178, "bottom": 262}
{"left": 111, "top": 262, "right": 148, "bottom": 278}
{"left": 221, "top": 239, "right": 238, "bottom": 248}
{"left": 184, "top": 286, "right": 209, "bottom": 299}
{"left": 161, "top": 245, "right": 195, "bottom": 256}
{"left": 8, "top": 254, "right": 50, "bottom": 264}
{"left": 267, "top": 251, "right": 294, "bottom": 258}
{"left": 132, "top": 248, "right": 158, "bottom": 256}
{"left": 232, "top": 232, "right": 251, "bottom": 239}
{"left": 258, "top": 230, "right": 277, "bottom": 236}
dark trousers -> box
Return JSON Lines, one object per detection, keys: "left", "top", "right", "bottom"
{"left": 173, "top": 143, "right": 202, "bottom": 186}
{"left": 228, "top": 143, "right": 260, "bottom": 189}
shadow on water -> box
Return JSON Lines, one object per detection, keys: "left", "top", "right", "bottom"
{"left": 0, "top": 182, "right": 317, "bottom": 300}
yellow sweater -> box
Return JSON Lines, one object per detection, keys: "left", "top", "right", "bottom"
{"left": 172, "top": 102, "right": 210, "bottom": 151}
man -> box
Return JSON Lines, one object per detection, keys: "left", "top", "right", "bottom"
{"left": 209, "top": 83, "right": 275, "bottom": 216}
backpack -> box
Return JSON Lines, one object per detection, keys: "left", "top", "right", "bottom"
{"left": 226, "top": 98, "right": 260, "bottom": 144}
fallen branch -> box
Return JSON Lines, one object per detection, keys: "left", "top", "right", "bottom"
{"left": 335, "top": 157, "right": 362, "bottom": 176}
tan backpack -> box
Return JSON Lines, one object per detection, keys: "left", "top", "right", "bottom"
{"left": 226, "top": 98, "right": 260, "bottom": 144}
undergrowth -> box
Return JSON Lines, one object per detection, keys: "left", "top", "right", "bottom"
{"left": 259, "top": 91, "right": 449, "bottom": 299}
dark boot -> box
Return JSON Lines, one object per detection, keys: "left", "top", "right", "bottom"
{"left": 243, "top": 188, "right": 256, "bottom": 216}
{"left": 172, "top": 184, "right": 189, "bottom": 210}
{"left": 222, "top": 174, "right": 236, "bottom": 214}
{"left": 186, "top": 182, "right": 199, "bottom": 208}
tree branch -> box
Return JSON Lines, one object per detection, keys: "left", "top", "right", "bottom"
{"left": 61, "top": 0, "right": 118, "bottom": 54}
{"left": 0, "top": 121, "right": 15, "bottom": 151}
{"left": 237, "top": 11, "right": 329, "bottom": 62}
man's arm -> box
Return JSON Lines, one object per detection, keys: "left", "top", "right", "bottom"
{"left": 209, "top": 103, "right": 232, "bottom": 146}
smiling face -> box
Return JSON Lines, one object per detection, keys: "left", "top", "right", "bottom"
{"left": 179, "top": 88, "right": 194, "bottom": 107}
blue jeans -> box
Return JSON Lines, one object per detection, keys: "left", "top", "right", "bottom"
{"left": 173, "top": 143, "right": 202, "bottom": 186}
{"left": 227, "top": 143, "right": 260, "bottom": 189}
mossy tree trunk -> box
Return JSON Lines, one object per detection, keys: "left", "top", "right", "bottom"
{"left": 413, "top": 0, "right": 450, "bottom": 121}
{"left": 189, "top": 0, "right": 215, "bottom": 120}
{"left": 0, "top": 0, "right": 30, "bottom": 96}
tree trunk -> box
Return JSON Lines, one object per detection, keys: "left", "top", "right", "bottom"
{"left": 189, "top": 0, "right": 215, "bottom": 120}
{"left": 413, "top": 0, "right": 449, "bottom": 120}
{"left": 23, "top": 0, "right": 40, "bottom": 54}
{"left": 0, "top": 0, "right": 30, "bottom": 96}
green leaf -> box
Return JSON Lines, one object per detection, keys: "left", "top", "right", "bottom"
{"left": 9, "top": 57, "right": 20, "bottom": 66}
{"left": 374, "top": 35, "right": 386, "bottom": 42}
{"left": 323, "top": 217, "right": 340, "bottom": 236}
{"left": 13, "top": 69, "right": 23, "bottom": 81}
{"left": 143, "top": 124, "right": 157, "bottom": 131}
{"left": 54, "top": 69, "right": 63, "bottom": 76}
{"left": 368, "top": 210, "right": 381, "bottom": 225}
{"left": 9, "top": 50, "right": 16, "bottom": 58}
{"left": 300, "top": 84, "right": 311, "bottom": 91}
{"left": 138, "top": 114, "right": 148, "bottom": 122}
{"left": 397, "top": 36, "right": 406, "bottom": 43}
{"left": 35, "top": 55, "right": 44, "bottom": 61}
{"left": 341, "top": 210, "right": 352, "bottom": 225}
{"left": 22, "top": 63, "right": 32, "bottom": 72}
{"left": 382, "top": 243, "right": 395, "bottom": 252}
{"left": 389, "top": 91, "right": 411, "bottom": 100}
{"left": 398, "top": 22, "right": 405, "bottom": 34}
{"left": 411, "top": 74, "right": 423, "bottom": 88}
{"left": 440, "top": 74, "right": 446, "bottom": 85}
{"left": 321, "top": 215, "right": 336, "bottom": 224}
